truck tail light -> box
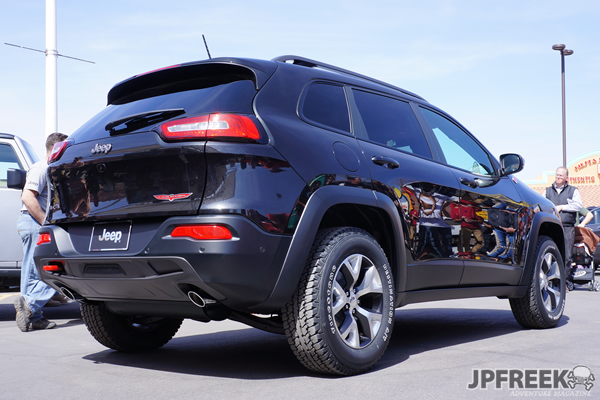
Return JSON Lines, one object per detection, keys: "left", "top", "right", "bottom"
{"left": 48, "top": 140, "right": 70, "bottom": 163}
{"left": 171, "top": 225, "right": 233, "bottom": 240}
{"left": 37, "top": 233, "right": 52, "bottom": 245}
{"left": 160, "top": 114, "right": 260, "bottom": 141}
{"left": 43, "top": 260, "right": 64, "bottom": 272}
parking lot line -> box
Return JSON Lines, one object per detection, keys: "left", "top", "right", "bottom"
{"left": 0, "top": 293, "right": 17, "bottom": 301}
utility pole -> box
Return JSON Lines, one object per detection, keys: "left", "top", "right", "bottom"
{"left": 5, "top": 1, "right": 94, "bottom": 138}
{"left": 46, "top": 0, "right": 58, "bottom": 136}
{"left": 552, "top": 44, "right": 574, "bottom": 168}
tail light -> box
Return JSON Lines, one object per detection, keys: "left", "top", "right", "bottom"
{"left": 37, "top": 233, "right": 52, "bottom": 245}
{"left": 160, "top": 114, "right": 260, "bottom": 141}
{"left": 43, "top": 260, "right": 64, "bottom": 273}
{"left": 48, "top": 140, "right": 70, "bottom": 163}
{"left": 171, "top": 225, "right": 233, "bottom": 240}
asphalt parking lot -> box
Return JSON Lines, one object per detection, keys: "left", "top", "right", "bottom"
{"left": 1, "top": 285, "right": 599, "bottom": 400}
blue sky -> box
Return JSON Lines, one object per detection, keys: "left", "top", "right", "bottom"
{"left": 1, "top": 0, "right": 599, "bottom": 181}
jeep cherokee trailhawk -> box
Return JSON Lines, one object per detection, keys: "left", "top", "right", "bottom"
{"left": 34, "top": 56, "right": 566, "bottom": 375}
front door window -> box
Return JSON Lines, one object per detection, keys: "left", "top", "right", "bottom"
{"left": 419, "top": 108, "right": 494, "bottom": 176}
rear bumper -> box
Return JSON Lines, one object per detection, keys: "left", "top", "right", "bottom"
{"left": 0, "top": 265, "right": 20, "bottom": 287}
{"left": 34, "top": 215, "right": 291, "bottom": 313}
{"left": 0, "top": 272, "right": 20, "bottom": 289}
{"left": 0, "top": 267, "right": 21, "bottom": 277}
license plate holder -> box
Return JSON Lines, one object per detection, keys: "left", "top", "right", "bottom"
{"left": 89, "top": 221, "right": 132, "bottom": 251}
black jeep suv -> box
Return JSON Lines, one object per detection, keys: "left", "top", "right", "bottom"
{"left": 35, "top": 55, "right": 565, "bottom": 375}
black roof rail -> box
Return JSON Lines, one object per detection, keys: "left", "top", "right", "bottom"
{"left": 272, "top": 55, "right": 425, "bottom": 101}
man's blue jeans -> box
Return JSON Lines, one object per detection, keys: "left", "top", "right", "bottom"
{"left": 17, "top": 213, "right": 55, "bottom": 322}
{"left": 488, "top": 228, "right": 514, "bottom": 259}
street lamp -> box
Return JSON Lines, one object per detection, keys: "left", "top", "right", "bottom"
{"left": 552, "top": 44, "right": 574, "bottom": 168}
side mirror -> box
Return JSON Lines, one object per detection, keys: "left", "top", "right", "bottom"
{"left": 7, "top": 168, "right": 27, "bottom": 190}
{"left": 499, "top": 153, "right": 524, "bottom": 176}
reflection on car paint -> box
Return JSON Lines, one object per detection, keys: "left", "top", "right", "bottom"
{"left": 394, "top": 181, "right": 532, "bottom": 265}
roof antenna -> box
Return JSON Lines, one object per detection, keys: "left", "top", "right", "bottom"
{"left": 202, "top": 34, "right": 212, "bottom": 59}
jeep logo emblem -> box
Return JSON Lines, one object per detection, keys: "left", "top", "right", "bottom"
{"left": 91, "top": 143, "right": 112, "bottom": 155}
{"left": 97, "top": 228, "right": 122, "bottom": 243}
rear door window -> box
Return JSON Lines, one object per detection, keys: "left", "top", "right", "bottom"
{"left": 351, "top": 89, "right": 432, "bottom": 159}
{"left": 300, "top": 82, "right": 351, "bottom": 133}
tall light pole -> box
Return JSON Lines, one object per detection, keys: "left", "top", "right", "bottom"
{"left": 552, "top": 44, "right": 573, "bottom": 168}
{"left": 5, "top": 1, "right": 94, "bottom": 140}
{"left": 46, "top": 0, "right": 58, "bottom": 136}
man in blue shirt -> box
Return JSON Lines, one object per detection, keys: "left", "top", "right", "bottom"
{"left": 14, "top": 132, "right": 68, "bottom": 331}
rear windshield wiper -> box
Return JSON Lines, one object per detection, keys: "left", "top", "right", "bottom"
{"left": 105, "top": 108, "right": 186, "bottom": 134}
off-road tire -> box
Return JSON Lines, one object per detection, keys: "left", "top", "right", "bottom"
{"left": 81, "top": 302, "right": 183, "bottom": 352}
{"left": 282, "top": 227, "right": 395, "bottom": 375}
{"left": 509, "top": 235, "right": 565, "bottom": 329}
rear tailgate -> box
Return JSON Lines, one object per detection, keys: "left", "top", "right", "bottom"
{"left": 47, "top": 60, "right": 275, "bottom": 224}
{"left": 48, "top": 132, "right": 205, "bottom": 222}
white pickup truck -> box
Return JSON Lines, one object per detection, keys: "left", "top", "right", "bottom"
{"left": 0, "top": 133, "right": 39, "bottom": 288}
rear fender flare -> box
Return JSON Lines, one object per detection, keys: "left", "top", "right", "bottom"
{"left": 250, "top": 185, "right": 406, "bottom": 311}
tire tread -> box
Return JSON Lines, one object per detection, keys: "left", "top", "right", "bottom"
{"left": 81, "top": 302, "right": 183, "bottom": 352}
{"left": 282, "top": 227, "right": 392, "bottom": 375}
{"left": 509, "top": 235, "right": 564, "bottom": 329}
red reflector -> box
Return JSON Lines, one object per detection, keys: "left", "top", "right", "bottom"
{"left": 37, "top": 233, "right": 52, "bottom": 245}
{"left": 43, "top": 262, "right": 64, "bottom": 272}
{"left": 48, "top": 140, "right": 70, "bottom": 163}
{"left": 171, "top": 225, "right": 233, "bottom": 240}
{"left": 160, "top": 114, "right": 260, "bottom": 141}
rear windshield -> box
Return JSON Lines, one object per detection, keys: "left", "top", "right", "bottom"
{"left": 70, "top": 78, "right": 257, "bottom": 142}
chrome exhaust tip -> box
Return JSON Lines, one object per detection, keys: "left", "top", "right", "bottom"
{"left": 60, "top": 287, "right": 80, "bottom": 301}
{"left": 188, "top": 291, "right": 206, "bottom": 308}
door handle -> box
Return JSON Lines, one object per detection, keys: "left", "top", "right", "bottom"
{"left": 371, "top": 156, "right": 399, "bottom": 169}
{"left": 460, "top": 177, "right": 497, "bottom": 189}
{"left": 460, "top": 177, "right": 480, "bottom": 188}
